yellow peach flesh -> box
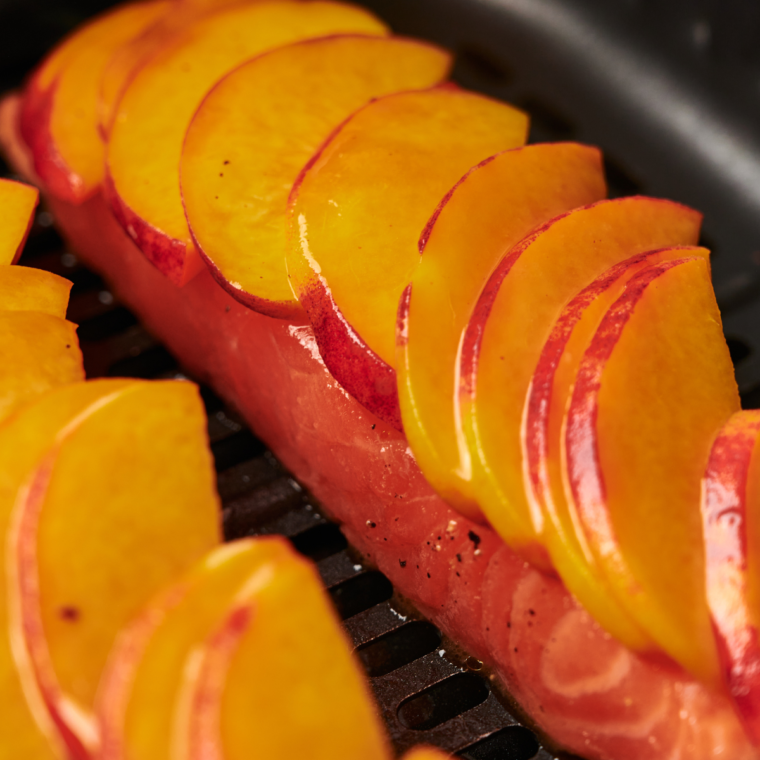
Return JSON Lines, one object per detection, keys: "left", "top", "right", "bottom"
{"left": 401, "top": 749, "right": 453, "bottom": 760}
{"left": 9, "top": 381, "right": 221, "bottom": 750}
{"left": 181, "top": 34, "right": 451, "bottom": 317}
{"left": 525, "top": 245, "right": 708, "bottom": 650}
{"left": 98, "top": 0, "right": 277, "bottom": 135}
{"left": 0, "top": 381, "right": 135, "bottom": 759}
{"left": 22, "top": 0, "right": 170, "bottom": 202}
{"left": 459, "top": 197, "right": 702, "bottom": 561}
{"left": 0, "top": 311, "right": 84, "bottom": 423}
{"left": 214, "top": 542, "right": 390, "bottom": 760}
{"left": 397, "top": 143, "right": 606, "bottom": 521}
{"left": 289, "top": 85, "right": 528, "bottom": 370}
{"left": 106, "top": 0, "right": 388, "bottom": 285}
{"left": 0, "top": 264, "right": 72, "bottom": 318}
{"left": 566, "top": 257, "right": 739, "bottom": 684}
{"left": 97, "top": 538, "right": 390, "bottom": 760}
{"left": 0, "top": 178, "right": 39, "bottom": 264}
{"left": 99, "top": 540, "right": 287, "bottom": 760}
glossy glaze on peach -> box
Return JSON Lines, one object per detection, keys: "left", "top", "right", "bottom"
{"left": 182, "top": 34, "right": 451, "bottom": 318}
{"left": 288, "top": 85, "right": 528, "bottom": 427}
{"left": 565, "top": 257, "right": 739, "bottom": 684}
{"left": 523, "top": 245, "right": 708, "bottom": 649}
{"left": 106, "top": 0, "right": 387, "bottom": 285}
{"left": 396, "top": 142, "right": 606, "bottom": 521}
{"left": 459, "top": 196, "right": 702, "bottom": 564}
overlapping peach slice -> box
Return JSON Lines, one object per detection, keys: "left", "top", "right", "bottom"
{"left": 459, "top": 196, "right": 702, "bottom": 566}
{"left": 106, "top": 1, "right": 388, "bottom": 286}
{"left": 702, "top": 409, "right": 760, "bottom": 739}
{"left": 523, "top": 245, "right": 709, "bottom": 649}
{"left": 288, "top": 86, "right": 528, "bottom": 429}
{"left": 19, "top": 0, "right": 170, "bottom": 203}
{"left": 98, "top": 0, "right": 271, "bottom": 136}
{"left": 97, "top": 537, "right": 390, "bottom": 760}
{"left": 396, "top": 143, "right": 605, "bottom": 521}
{"left": 181, "top": 34, "right": 451, "bottom": 319}
{"left": 0, "top": 265, "right": 72, "bottom": 317}
{"left": 0, "top": 312, "right": 84, "bottom": 423}
{"left": 564, "top": 256, "right": 739, "bottom": 684}
{"left": 0, "top": 177, "right": 39, "bottom": 263}
{"left": 5, "top": 380, "right": 221, "bottom": 757}
{"left": 0, "top": 381, "right": 134, "bottom": 758}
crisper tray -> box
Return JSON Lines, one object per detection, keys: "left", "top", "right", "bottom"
{"left": 3, "top": 1, "right": 760, "bottom": 758}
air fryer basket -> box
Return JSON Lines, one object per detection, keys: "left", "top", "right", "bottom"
{"left": 2, "top": 1, "right": 760, "bottom": 759}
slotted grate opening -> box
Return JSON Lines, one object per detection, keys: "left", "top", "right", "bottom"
{"left": 330, "top": 571, "right": 395, "bottom": 620}
{"left": 358, "top": 621, "right": 442, "bottom": 678}
{"left": 460, "top": 727, "right": 542, "bottom": 760}
{"left": 397, "top": 673, "right": 490, "bottom": 731}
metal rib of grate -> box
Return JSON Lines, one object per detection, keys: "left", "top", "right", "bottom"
{"left": 14, "top": 219, "right": 563, "bottom": 759}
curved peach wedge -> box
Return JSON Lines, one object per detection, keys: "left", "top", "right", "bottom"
{"left": 0, "top": 177, "right": 39, "bottom": 264}
{"left": 19, "top": 0, "right": 170, "bottom": 203}
{"left": 0, "top": 311, "right": 84, "bottom": 423}
{"left": 565, "top": 257, "right": 739, "bottom": 684}
{"left": 288, "top": 86, "right": 528, "bottom": 428}
{"left": 0, "top": 264, "right": 72, "bottom": 317}
{"left": 523, "top": 245, "right": 708, "bottom": 649}
{"left": 702, "top": 409, "right": 760, "bottom": 740}
{"left": 459, "top": 196, "right": 702, "bottom": 566}
{"left": 0, "top": 381, "right": 135, "bottom": 758}
{"left": 181, "top": 33, "right": 452, "bottom": 319}
{"left": 7, "top": 380, "right": 221, "bottom": 756}
{"left": 98, "top": 0, "right": 270, "bottom": 136}
{"left": 97, "top": 537, "right": 390, "bottom": 760}
{"left": 396, "top": 143, "right": 606, "bottom": 521}
{"left": 106, "top": 0, "right": 388, "bottom": 286}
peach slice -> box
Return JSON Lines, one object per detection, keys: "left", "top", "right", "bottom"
{"left": 702, "top": 409, "right": 760, "bottom": 740}
{"left": 0, "top": 177, "right": 39, "bottom": 264}
{"left": 97, "top": 537, "right": 390, "bottom": 760}
{"left": 401, "top": 749, "right": 452, "bottom": 760}
{"left": 7, "top": 380, "right": 221, "bottom": 756}
{"left": 523, "top": 245, "right": 709, "bottom": 649}
{"left": 288, "top": 86, "right": 528, "bottom": 428}
{"left": 98, "top": 0, "right": 272, "bottom": 136}
{"left": 565, "top": 256, "right": 739, "bottom": 684}
{"left": 459, "top": 196, "right": 702, "bottom": 566}
{"left": 396, "top": 143, "right": 606, "bottom": 521}
{"left": 19, "top": 0, "right": 170, "bottom": 203}
{"left": 0, "top": 311, "right": 84, "bottom": 423}
{"left": 181, "top": 34, "right": 452, "bottom": 319}
{"left": 0, "top": 264, "right": 72, "bottom": 317}
{"left": 106, "top": 0, "right": 388, "bottom": 286}
{"left": 0, "top": 380, "right": 136, "bottom": 759}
